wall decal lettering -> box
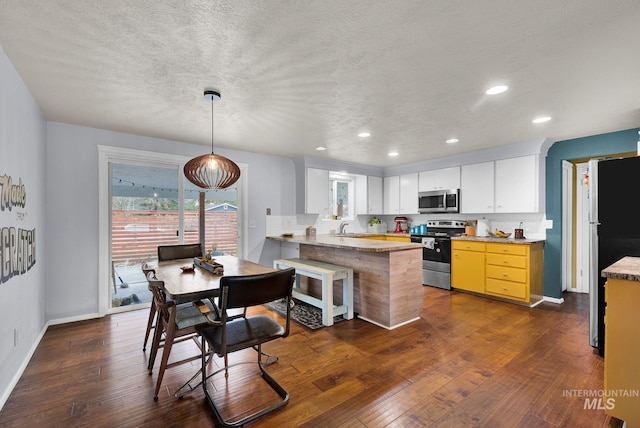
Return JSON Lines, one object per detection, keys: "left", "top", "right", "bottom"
{"left": 0, "top": 175, "right": 26, "bottom": 211}
{"left": 0, "top": 172, "right": 36, "bottom": 284}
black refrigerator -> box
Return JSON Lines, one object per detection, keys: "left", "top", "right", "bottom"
{"left": 588, "top": 156, "right": 640, "bottom": 357}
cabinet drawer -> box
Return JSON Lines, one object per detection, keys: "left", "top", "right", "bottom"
{"left": 486, "top": 278, "right": 527, "bottom": 299}
{"left": 486, "top": 253, "right": 527, "bottom": 269}
{"left": 486, "top": 265, "right": 527, "bottom": 283}
{"left": 486, "top": 242, "right": 528, "bottom": 256}
{"left": 452, "top": 240, "right": 485, "bottom": 252}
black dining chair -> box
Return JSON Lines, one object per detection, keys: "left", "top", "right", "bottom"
{"left": 199, "top": 267, "right": 295, "bottom": 427}
{"left": 146, "top": 272, "right": 218, "bottom": 400}
{"left": 157, "top": 243, "right": 203, "bottom": 262}
{"left": 141, "top": 243, "right": 204, "bottom": 352}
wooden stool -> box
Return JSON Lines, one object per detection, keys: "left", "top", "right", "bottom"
{"left": 273, "top": 258, "right": 354, "bottom": 326}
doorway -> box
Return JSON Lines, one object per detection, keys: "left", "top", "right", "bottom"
{"left": 99, "top": 146, "right": 246, "bottom": 315}
{"left": 562, "top": 160, "right": 590, "bottom": 294}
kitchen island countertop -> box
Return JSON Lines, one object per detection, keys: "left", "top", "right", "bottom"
{"left": 266, "top": 234, "right": 420, "bottom": 252}
{"left": 601, "top": 256, "right": 640, "bottom": 282}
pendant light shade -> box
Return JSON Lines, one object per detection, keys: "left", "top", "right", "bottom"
{"left": 183, "top": 91, "right": 241, "bottom": 189}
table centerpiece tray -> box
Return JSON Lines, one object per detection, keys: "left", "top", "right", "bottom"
{"left": 193, "top": 257, "right": 224, "bottom": 275}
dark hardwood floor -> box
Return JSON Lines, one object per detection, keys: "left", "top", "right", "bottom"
{"left": 0, "top": 286, "right": 623, "bottom": 427}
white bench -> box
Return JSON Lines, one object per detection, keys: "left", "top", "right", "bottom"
{"left": 273, "top": 258, "right": 354, "bottom": 326}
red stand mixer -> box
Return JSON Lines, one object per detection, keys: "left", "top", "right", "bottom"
{"left": 394, "top": 217, "right": 409, "bottom": 234}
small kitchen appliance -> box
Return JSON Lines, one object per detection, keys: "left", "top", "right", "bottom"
{"left": 394, "top": 217, "right": 409, "bottom": 233}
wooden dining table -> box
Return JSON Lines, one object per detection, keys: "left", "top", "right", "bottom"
{"left": 154, "top": 255, "right": 277, "bottom": 304}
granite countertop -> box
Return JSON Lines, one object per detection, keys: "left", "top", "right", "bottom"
{"left": 601, "top": 256, "right": 640, "bottom": 282}
{"left": 266, "top": 234, "right": 421, "bottom": 252}
{"left": 451, "top": 236, "right": 545, "bottom": 244}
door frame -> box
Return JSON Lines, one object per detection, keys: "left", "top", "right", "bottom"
{"left": 561, "top": 160, "right": 573, "bottom": 292}
{"left": 98, "top": 145, "right": 248, "bottom": 316}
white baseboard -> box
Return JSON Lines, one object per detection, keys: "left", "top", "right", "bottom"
{"left": 47, "top": 312, "right": 102, "bottom": 326}
{"left": 357, "top": 315, "right": 420, "bottom": 330}
{"left": 543, "top": 295, "right": 565, "bottom": 304}
{"left": 0, "top": 321, "right": 49, "bottom": 411}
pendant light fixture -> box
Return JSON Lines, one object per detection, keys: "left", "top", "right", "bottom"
{"left": 183, "top": 90, "right": 241, "bottom": 189}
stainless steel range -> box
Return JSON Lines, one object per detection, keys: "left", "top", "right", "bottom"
{"left": 410, "top": 220, "right": 465, "bottom": 290}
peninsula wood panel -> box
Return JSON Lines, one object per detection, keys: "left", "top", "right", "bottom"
{"left": 299, "top": 245, "right": 422, "bottom": 328}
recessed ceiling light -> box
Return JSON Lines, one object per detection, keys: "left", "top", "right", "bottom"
{"left": 532, "top": 116, "right": 552, "bottom": 124}
{"left": 315, "top": 146, "right": 327, "bottom": 151}
{"left": 388, "top": 151, "right": 399, "bottom": 157}
{"left": 358, "top": 132, "right": 371, "bottom": 138}
{"left": 486, "top": 85, "right": 509, "bottom": 95}
{"left": 446, "top": 138, "right": 459, "bottom": 144}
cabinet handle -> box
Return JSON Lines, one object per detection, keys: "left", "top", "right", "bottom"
{"left": 503, "top": 260, "right": 508, "bottom": 264}
{"left": 502, "top": 287, "right": 508, "bottom": 291}
{"left": 502, "top": 273, "right": 508, "bottom": 277}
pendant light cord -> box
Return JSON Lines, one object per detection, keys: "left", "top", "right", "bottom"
{"left": 211, "top": 97, "right": 215, "bottom": 155}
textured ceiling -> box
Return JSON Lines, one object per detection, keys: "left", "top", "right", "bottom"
{"left": 0, "top": 0, "right": 639, "bottom": 167}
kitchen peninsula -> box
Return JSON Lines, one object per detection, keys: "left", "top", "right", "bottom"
{"left": 267, "top": 234, "right": 423, "bottom": 329}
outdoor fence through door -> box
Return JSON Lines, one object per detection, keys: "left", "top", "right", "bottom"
{"left": 109, "top": 163, "right": 238, "bottom": 310}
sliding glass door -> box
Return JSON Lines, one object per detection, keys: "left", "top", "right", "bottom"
{"left": 100, "top": 146, "right": 243, "bottom": 314}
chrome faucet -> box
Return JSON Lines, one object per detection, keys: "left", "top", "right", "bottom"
{"left": 339, "top": 221, "right": 349, "bottom": 234}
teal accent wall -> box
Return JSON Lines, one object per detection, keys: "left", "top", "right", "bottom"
{"left": 544, "top": 127, "right": 639, "bottom": 298}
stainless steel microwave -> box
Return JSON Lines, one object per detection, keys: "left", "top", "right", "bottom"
{"left": 418, "top": 189, "right": 460, "bottom": 213}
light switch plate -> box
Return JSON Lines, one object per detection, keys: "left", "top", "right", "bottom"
{"left": 544, "top": 219, "right": 553, "bottom": 229}
{"left": 248, "top": 220, "right": 256, "bottom": 229}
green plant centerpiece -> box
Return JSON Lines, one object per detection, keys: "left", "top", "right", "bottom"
{"left": 368, "top": 216, "right": 381, "bottom": 226}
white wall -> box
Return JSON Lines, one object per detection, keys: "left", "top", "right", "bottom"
{"left": 45, "top": 122, "right": 297, "bottom": 320}
{"left": 0, "top": 48, "right": 47, "bottom": 408}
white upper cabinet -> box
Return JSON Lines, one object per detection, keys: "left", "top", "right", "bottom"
{"left": 495, "top": 155, "right": 538, "bottom": 213}
{"left": 305, "top": 168, "right": 329, "bottom": 215}
{"left": 367, "top": 176, "right": 383, "bottom": 214}
{"left": 383, "top": 175, "right": 400, "bottom": 214}
{"left": 399, "top": 173, "right": 419, "bottom": 214}
{"left": 418, "top": 166, "right": 461, "bottom": 192}
{"left": 384, "top": 174, "right": 419, "bottom": 215}
{"left": 460, "top": 162, "right": 495, "bottom": 214}
{"left": 460, "top": 155, "right": 539, "bottom": 214}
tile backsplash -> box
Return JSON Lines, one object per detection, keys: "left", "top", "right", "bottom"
{"left": 266, "top": 212, "right": 548, "bottom": 239}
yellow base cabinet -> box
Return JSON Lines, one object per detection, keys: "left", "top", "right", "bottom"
{"left": 451, "top": 241, "right": 486, "bottom": 294}
{"left": 603, "top": 274, "right": 640, "bottom": 426}
{"left": 386, "top": 235, "right": 410, "bottom": 242}
{"left": 451, "top": 239, "right": 544, "bottom": 306}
